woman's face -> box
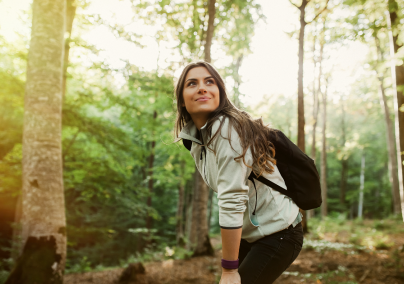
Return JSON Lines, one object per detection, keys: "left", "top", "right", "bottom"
{"left": 182, "top": 67, "right": 220, "bottom": 124}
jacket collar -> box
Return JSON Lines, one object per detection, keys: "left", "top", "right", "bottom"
{"left": 178, "top": 120, "right": 208, "bottom": 145}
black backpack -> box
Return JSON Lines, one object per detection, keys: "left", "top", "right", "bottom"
{"left": 182, "top": 129, "right": 322, "bottom": 210}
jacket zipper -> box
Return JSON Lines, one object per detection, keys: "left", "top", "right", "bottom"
{"left": 200, "top": 146, "right": 212, "bottom": 189}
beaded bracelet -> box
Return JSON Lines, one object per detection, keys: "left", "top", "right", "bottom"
{"left": 221, "top": 258, "right": 239, "bottom": 269}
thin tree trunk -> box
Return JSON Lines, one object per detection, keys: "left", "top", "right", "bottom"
{"left": 233, "top": 55, "right": 243, "bottom": 108}
{"left": 6, "top": 0, "right": 67, "bottom": 282}
{"left": 192, "top": 171, "right": 214, "bottom": 256}
{"left": 296, "top": 0, "right": 309, "bottom": 233}
{"left": 146, "top": 110, "right": 157, "bottom": 232}
{"left": 176, "top": 162, "right": 186, "bottom": 246}
{"left": 185, "top": 180, "right": 194, "bottom": 249}
{"left": 204, "top": 0, "right": 216, "bottom": 63}
{"left": 339, "top": 101, "right": 348, "bottom": 206}
{"left": 387, "top": 0, "right": 404, "bottom": 221}
{"left": 189, "top": 170, "right": 199, "bottom": 249}
{"left": 374, "top": 33, "right": 401, "bottom": 215}
{"left": 358, "top": 153, "right": 365, "bottom": 218}
{"left": 291, "top": 0, "right": 329, "bottom": 231}
{"left": 62, "top": 0, "right": 76, "bottom": 99}
{"left": 207, "top": 189, "right": 214, "bottom": 232}
{"left": 297, "top": 1, "right": 308, "bottom": 153}
{"left": 11, "top": 194, "right": 23, "bottom": 261}
{"left": 188, "top": 0, "right": 215, "bottom": 256}
{"left": 340, "top": 159, "right": 348, "bottom": 205}
{"left": 320, "top": 81, "right": 328, "bottom": 218}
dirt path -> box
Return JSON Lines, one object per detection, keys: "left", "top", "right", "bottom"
{"left": 64, "top": 235, "right": 404, "bottom": 284}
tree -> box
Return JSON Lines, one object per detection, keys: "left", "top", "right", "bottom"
{"left": 320, "top": 75, "right": 329, "bottom": 218}
{"left": 5, "top": 0, "right": 67, "bottom": 283}
{"left": 387, "top": 0, "right": 404, "bottom": 221}
{"left": 358, "top": 152, "right": 366, "bottom": 218}
{"left": 289, "top": 0, "right": 329, "bottom": 232}
{"left": 373, "top": 29, "right": 401, "bottom": 215}
{"left": 189, "top": 0, "right": 216, "bottom": 257}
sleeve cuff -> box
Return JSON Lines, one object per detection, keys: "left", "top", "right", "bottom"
{"left": 219, "top": 211, "right": 244, "bottom": 228}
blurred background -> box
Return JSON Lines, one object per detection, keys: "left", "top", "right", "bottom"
{"left": 0, "top": 0, "right": 403, "bottom": 283}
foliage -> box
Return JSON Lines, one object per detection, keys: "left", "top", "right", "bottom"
{"left": 0, "top": 0, "right": 404, "bottom": 272}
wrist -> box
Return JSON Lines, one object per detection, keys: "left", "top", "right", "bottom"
{"left": 222, "top": 267, "right": 238, "bottom": 273}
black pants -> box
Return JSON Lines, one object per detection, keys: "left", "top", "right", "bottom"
{"left": 238, "top": 223, "right": 304, "bottom": 284}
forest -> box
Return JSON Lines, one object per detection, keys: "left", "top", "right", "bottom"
{"left": 0, "top": 0, "right": 404, "bottom": 283}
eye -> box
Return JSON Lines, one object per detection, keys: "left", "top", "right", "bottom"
{"left": 187, "top": 81, "right": 196, "bottom": 86}
{"left": 206, "top": 79, "right": 215, "bottom": 84}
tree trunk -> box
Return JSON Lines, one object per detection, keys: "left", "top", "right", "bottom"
{"left": 207, "top": 189, "right": 214, "bottom": 232}
{"left": 233, "top": 55, "right": 243, "bottom": 108}
{"left": 340, "top": 159, "right": 348, "bottom": 206}
{"left": 374, "top": 33, "right": 401, "bottom": 215}
{"left": 387, "top": 0, "right": 404, "bottom": 221}
{"left": 297, "top": 1, "right": 308, "bottom": 153}
{"left": 339, "top": 101, "right": 348, "bottom": 206}
{"left": 185, "top": 179, "right": 194, "bottom": 249}
{"left": 176, "top": 162, "right": 186, "bottom": 246}
{"left": 62, "top": 0, "right": 76, "bottom": 99}
{"left": 187, "top": 0, "right": 215, "bottom": 255}
{"left": 204, "top": 0, "right": 216, "bottom": 63}
{"left": 358, "top": 153, "right": 365, "bottom": 218}
{"left": 296, "top": 0, "right": 309, "bottom": 233}
{"left": 310, "top": 23, "right": 323, "bottom": 162}
{"left": 320, "top": 81, "right": 328, "bottom": 218}
{"left": 11, "top": 194, "right": 23, "bottom": 261}
{"left": 6, "top": 0, "right": 67, "bottom": 283}
{"left": 146, "top": 111, "right": 157, "bottom": 232}
{"left": 191, "top": 171, "right": 214, "bottom": 256}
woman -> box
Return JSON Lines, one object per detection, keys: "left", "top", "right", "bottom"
{"left": 175, "top": 61, "right": 303, "bottom": 284}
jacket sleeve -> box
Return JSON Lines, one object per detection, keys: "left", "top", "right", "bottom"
{"left": 212, "top": 118, "right": 252, "bottom": 229}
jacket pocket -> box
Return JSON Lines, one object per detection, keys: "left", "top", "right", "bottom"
{"left": 248, "top": 201, "right": 259, "bottom": 227}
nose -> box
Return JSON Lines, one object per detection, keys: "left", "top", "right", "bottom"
{"left": 198, "top": 84, "right": 207, "bottom": 94}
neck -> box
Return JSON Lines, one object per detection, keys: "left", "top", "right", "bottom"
{"left": 191, "top": 113, "right": 209, "bottom": 130}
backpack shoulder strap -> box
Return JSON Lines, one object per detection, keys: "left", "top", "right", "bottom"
{"left": 248, "top": 171, "right": 293, "bottom": 199}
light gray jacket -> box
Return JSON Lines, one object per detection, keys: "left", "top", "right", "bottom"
{"left": 179, "top": 116, "right": 300, "bottom": 243}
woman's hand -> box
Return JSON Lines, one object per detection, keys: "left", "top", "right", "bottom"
{"left": 219, "top": 268, "right": 241, "bottom": 284}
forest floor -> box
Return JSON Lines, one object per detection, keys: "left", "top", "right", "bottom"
{"left": 64, "top": 218, "right": 404, "bottom": 284}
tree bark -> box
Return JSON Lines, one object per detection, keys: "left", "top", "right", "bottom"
{"left": 339, "top": 101, "right": 348, "bottom": 206}
{"left": 6, "top": 0, "right": 67, "bottom": 283}
{"left": 387, "top": 0, "right": 404, "bottom": 221}
{"left": 297, "top": 1, "right": 308, "bottom": 153}
{"left": 374, "top": 33, "right": 401, "bottom": 215}
{"left": 62, "top": 0, "right": 76, "bottom": 99}
{"left": 320, "top": 80, "right": 328, "bottom": 218}
{"left": 358, "top": 153, "right": 365, "bottom": 218}
{"left": 146, "top": 110, "right": 157, "bottom": 232}
{"left": 204, "top": 0, "right": 216, "bottom": 63}
{"left": 187, "top": 0, "right": 215, "bottom": 256}
{"left": 340, "top": 159, "right": 348, "bottom": 205}
{"left": 176, "top": 162, "right": 186, "bottom": 246}
{"left": 233, "top": 55, "right": 243, "bottom": 108}
{"left": 191, "top": 170, "right": 214, "bottom": 256}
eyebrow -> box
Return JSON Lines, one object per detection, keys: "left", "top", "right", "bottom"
{"left": 185, "top": 76, "right": 215, "bottom": 83}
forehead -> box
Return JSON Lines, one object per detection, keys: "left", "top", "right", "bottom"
{"left": 185, "top": 67, "right": 212, "bottom": 80}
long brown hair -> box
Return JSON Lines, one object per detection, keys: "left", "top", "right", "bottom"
{"left": 174, "top": 61, "right": 277, "bottom": 176}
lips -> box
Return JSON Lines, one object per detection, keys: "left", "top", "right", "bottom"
{"left": 196, "top": 96, "right": 211, "bottom": 101}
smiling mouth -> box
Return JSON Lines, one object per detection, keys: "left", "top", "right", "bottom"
{"left": 196, "top": 97, "right": 210, "bottom": 101}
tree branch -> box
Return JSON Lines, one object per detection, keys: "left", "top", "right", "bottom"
{"left": 307, "top": 0, "right": 330, "bottom": 25}
{"left": 289, "top": 0, "right": 300, "bottom": 9}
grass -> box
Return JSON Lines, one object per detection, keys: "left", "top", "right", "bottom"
{"left": 306, "top": 214, "right": 402, "bottom": 252}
